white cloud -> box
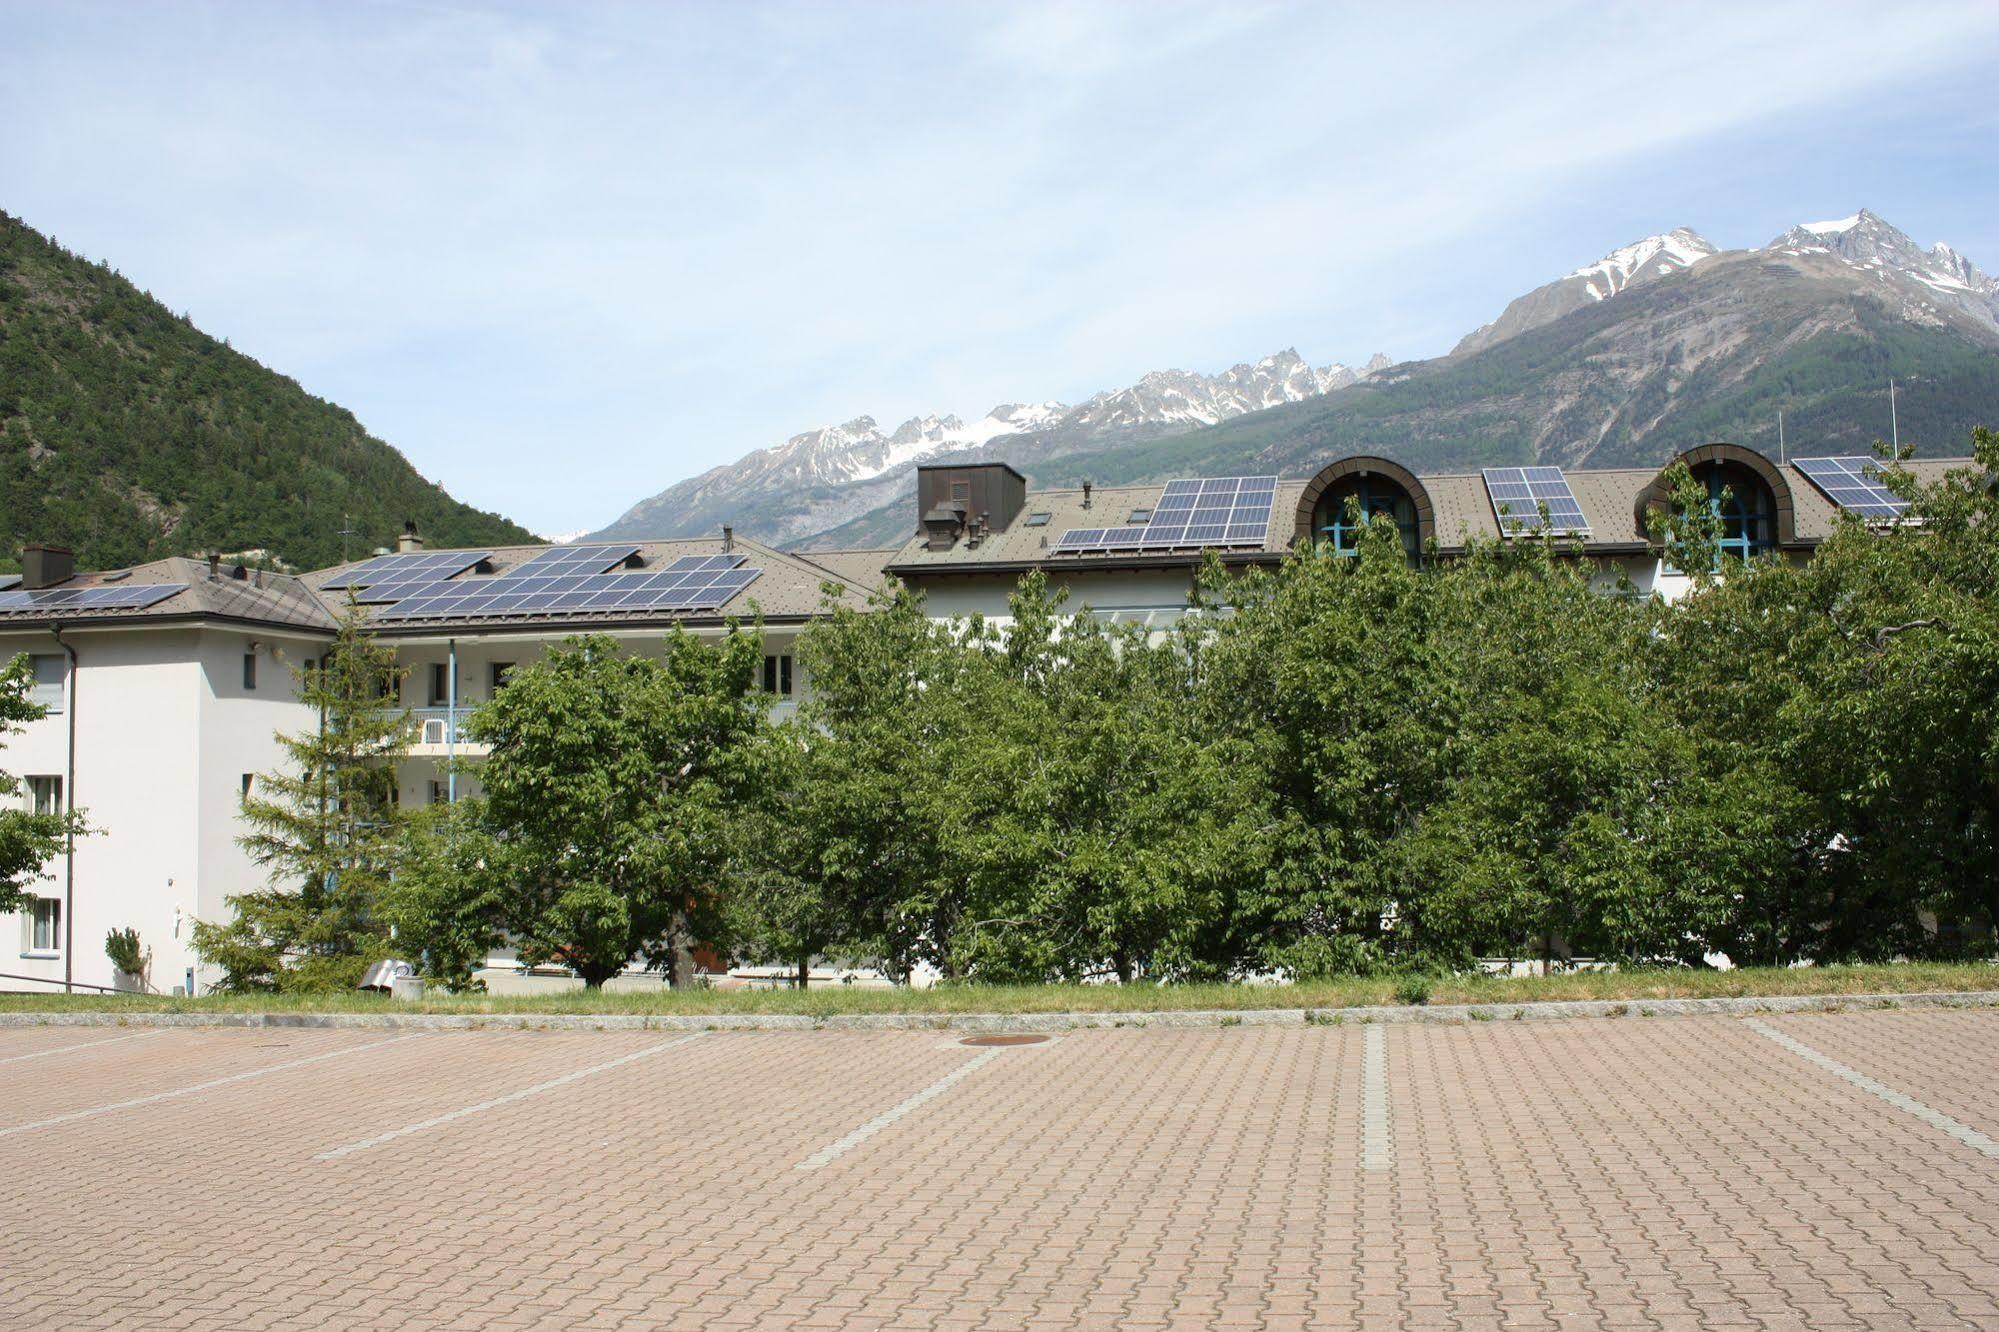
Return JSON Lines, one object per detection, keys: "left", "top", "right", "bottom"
{"left": 3, "top": 1, "right": 1997, "bottom": 532}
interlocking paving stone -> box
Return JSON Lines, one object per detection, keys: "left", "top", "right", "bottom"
{"left": 1, "top": 1010, "right": 1996, "bottom": 1327}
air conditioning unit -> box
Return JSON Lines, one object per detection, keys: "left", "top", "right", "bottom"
{"left": 421, "top": 718, "right": 449, "bottom": 745}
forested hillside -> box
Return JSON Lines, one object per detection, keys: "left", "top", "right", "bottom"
{"left": 0, "top": 211, "right": 534, "bottom": 571}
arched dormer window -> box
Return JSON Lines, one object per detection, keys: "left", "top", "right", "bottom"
{"left": 1313, "top": 475, "right": 1420, "bottom": 557}
{"left": 1695, "top": 459, "right": 1777, "bottom": 560}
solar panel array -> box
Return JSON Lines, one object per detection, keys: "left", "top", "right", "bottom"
{"left": 503, "top": 543, "right": 643, "bottom": 576}
{"left": 376, "top": 553, "right": 759, "bottom": 621}
{"left": 1792, "top": 456, "right": 1908, "bottom": 521}
{"left": 0, "top": 584, "right": 187, "bottom": 614}
{"left": 1482, "top": 467, "right": 1590, "bottom": 535}
{"left": 321, "top": 549, "right": 491, "bottom": 590}
{"left": 1055, "top": 476, "right": 1277, "bottom": 553}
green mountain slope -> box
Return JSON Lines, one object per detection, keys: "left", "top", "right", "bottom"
{"left": 0, "top": 211, "right": 534, "bottom": 571}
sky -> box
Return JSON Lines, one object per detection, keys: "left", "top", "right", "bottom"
{"left": 5, "top": 1, "right": 1999, "bottom": 537}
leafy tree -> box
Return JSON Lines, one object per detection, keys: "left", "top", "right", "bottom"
{"left": 1190, "top": 511, "right": 1450, "bottom": 976}
{"left": 381, "top": 799, "right": 507, "bottom": 992}
{"left": 467, "top": 629, "right": 765, "bottom": 988}
{"left": 0, "top": 654, "right": 86, "bottom": 914}
{"left": 943, "top": 574, "right": 1259, "bottom": 982}
{"left": 193, "top": 603, "right": 409, "bottom": 991}
{"left": 784, "top": 582, "right": 987, "bottom": 981}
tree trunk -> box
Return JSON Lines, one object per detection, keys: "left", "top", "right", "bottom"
{"left": 797, "top": 954, "right": 810, "bottom": 990}
{"left": 664, "top": 909, "right": 696, "bottom": 989}
{"left": 1113, "top": 949, "right": 1134, "bottom": 985}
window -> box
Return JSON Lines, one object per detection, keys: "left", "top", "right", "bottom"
{"left": 428, "top": 662, "right": 450, "bottom": 707}
{"left": 26, "top": 775, "right": 61, "bottom": 816}
{"left": 28, "top": 655, "right": 64, "bottom": 712}
{"left": 1024, "top": 512, "right": 1052, "bottom": 527}
{"left": 25, "top": 898, "right": 60, "bottom": 955}
{"left": 1313, "top": 476, "right": 1420, "bottom": 558}
{"left": 1695, "top": 461, "right": 1777, "bottom": 561}
{"left": 490, "top": 662, "right": 515, "bottom": 694}
{"left": 950, "top": 481, "right": 970, "bottom": 502}
{"left": 428, "top": 780, "right": 447, "bottom": 806}
{"left": 1126, "top": 509, "right": 1152, "bottom": 525}
{"left": 762, "top": 653, "right": 794, "bottom": 697}
{"left": 242, "top": 650, "right": 258, "bottom": 690}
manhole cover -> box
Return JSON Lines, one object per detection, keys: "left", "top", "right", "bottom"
{"left": 960, "top": 1033, "right": 1051, "bottom": 1047}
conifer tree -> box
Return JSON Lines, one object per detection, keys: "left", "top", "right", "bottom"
{"left": 194, "top": 602, "right": 409, "bottom": 991}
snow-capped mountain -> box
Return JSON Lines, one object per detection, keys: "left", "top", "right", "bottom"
{"left": 1454, "top": 227, "right": 1718, "bottom": 355}
{"left": 590, "top": 349, "right": 1381, "bottom": 546}
{"left": 1765, "top": 209, "right": 1999, "bottom": 333}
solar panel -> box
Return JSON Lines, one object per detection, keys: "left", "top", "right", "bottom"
{"left": 1792, "top": 456, "right": 1908, "bottom": 521}
{"left": 1482, "top": 467, "right": 1590, "bottom": 535}
{"left": 502, "top": 544, "right": 644, "bottom": 577}
{"left": 0, "top": 575, "right": 18, "bottom": 591}
{"left": 375, "top": 565, "right": 762, "bottom": 621}
{"left": 1054, "top": 476, "right": 1276, "bottom": 554}
{"left": 321, "top": 550, "right": 491, "bottom": 590}
{"left": 663, "top": 553, "right": 750, "bottom": 573}
{"left": 0, "top": 584, "right": 187, "bottom": 614}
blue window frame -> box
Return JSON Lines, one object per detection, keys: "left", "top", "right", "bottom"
{"left": 1314, "top": 476, "right": 1418, "bottom": 557}
{"left": 1700, "top": 463, "right": 1776, "bottom": 561}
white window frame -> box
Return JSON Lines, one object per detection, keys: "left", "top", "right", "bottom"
{"left": 23, "top": 897, "right": 61, "bottom": 958}
{"left": 26, "top": 774, "right": 61, "bottom": 816}
{"left": 28, "top": 654, "right": 64, "bottom": 713}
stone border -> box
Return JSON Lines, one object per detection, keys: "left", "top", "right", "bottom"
{"left": 3, "top": 989, "right": 1997, "bottom": 1034}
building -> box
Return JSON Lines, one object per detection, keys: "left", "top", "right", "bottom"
{"left": 2, "top": 443, "right": 1961, "bottom": 993}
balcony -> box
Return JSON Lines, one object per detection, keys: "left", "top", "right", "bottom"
{"left": 409, "top": 707, "right": 490, "bottom": 758}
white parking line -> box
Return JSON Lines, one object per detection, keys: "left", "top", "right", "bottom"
{"left": 0, "top": 1034, "right": 425, "bottom": 1139}
{"left": 0, "top": 1030, "right": 165, "bottom": 1064}
{"left": 315, "top": 1032, "right": 708, "bottom": 1160}
{"left": 797, "top": 1047, "right": 1004, "bottom": 1171}
{"left": 1361, "top": 1024, "right": 1393, "bottom": 1171}
{"left": 1745, "top": 1018, "right": 1999, "bottom": 1160}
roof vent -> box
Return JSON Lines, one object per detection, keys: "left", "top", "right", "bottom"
{"left": 722, "top": 525, "right": 735, "bottom": 552}
{"left": 1082, "top": 481, "right": 1093, "bottom": 510}
{"left": 207, "top": 552, "right": 222, "bottom": 582}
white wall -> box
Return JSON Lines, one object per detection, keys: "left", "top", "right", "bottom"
{"left": 0, "top": 627, "right": 319, "bottom": 994}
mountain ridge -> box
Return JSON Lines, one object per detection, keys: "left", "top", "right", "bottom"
{"left": 704, "top": 208, "right": 1999, "bottom": 551}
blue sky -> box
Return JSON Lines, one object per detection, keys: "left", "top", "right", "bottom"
{"left": 5, "top": 1, "right": 1999, "bottom": 536}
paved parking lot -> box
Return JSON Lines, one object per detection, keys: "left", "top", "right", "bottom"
{"left": 4, "top": 1008, "right": 1998, "bottom": 1329}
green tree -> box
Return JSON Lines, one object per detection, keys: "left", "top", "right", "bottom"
{"left": 467, "top": 629, "right": 765, "bottom": 988}
{"left": 0, "top": 654, "right": 86, "bottom": 914}
{"left": 381, "top": 799, "right": 507, "bottom": 992}
{"left": 943, "top": 574, "right": 1259, "bottom": 982}
{"left": 193, "top": 603, "right": 409, "bottom": 991}
{"left": 1191, "top": 511, "right": 1450, "bottom": 976}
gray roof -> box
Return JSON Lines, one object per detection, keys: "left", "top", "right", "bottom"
{"left": 0, "top": 557, "right": 336, "bottom": 630}
{"left": 788, "top": 548, "right": 898, "bottom": 590}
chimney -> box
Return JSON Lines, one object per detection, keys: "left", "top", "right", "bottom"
{"left": 206, "top": 552, "right": 221, "bottom": 581}
{"left": 722, "top": 525, "right": 734, "bottom": 552}
{"left": 1082, "top": 481, "right": 1093, "bottom": 510}
{"left": 397, "top": 521, "right": 423, "bottom": 553}
{"left": 21, "top": 544, "right": 74, "bottom": 590}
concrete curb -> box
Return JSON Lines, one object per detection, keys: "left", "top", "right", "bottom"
{"left": 3, "top": 988, "right": 1996, "bottom": 1034}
